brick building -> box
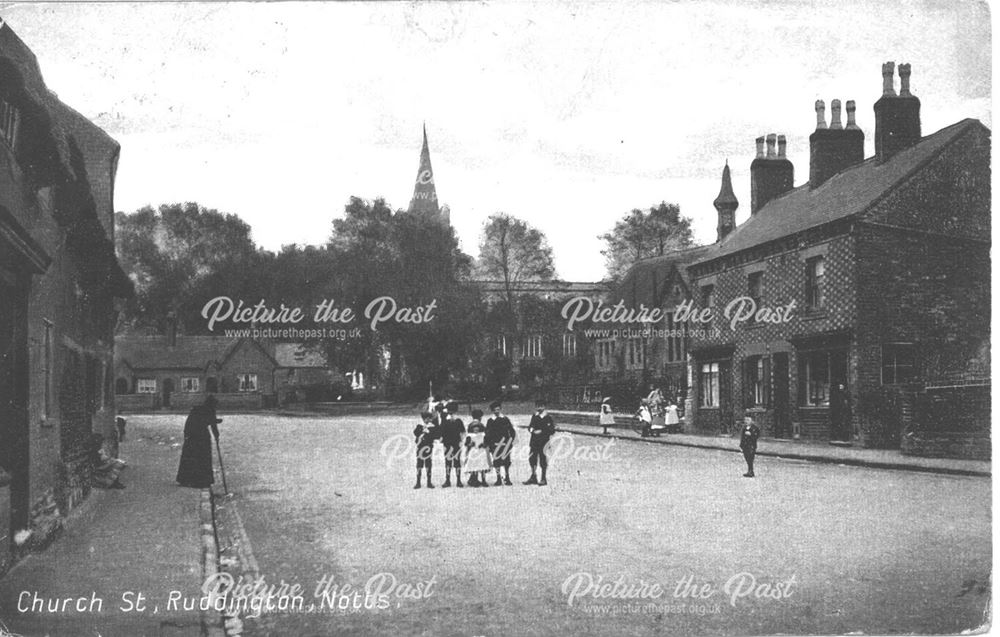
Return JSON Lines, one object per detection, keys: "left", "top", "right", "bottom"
{"left": 0, "top": 21, "right": 131, "bottom": 570}
{"left": 681, "top": 63, "right": 989, "bottom": 447}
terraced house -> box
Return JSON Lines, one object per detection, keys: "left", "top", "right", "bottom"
{"left": 0, "top": 20, "right": 131, "bottom": 573}
{"left": 683, "top": 63, "right": 989, "bottom": 453}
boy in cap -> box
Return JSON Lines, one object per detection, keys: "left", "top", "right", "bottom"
{"left": 739, "top": 412, "right": 761, "bottom": 477}
{"left": 412, "top": 411, "right": 438, "bottom": 489}
{"left": 524, "top": 399, "right": 555, "bottom": 486}
{"left": 484, "top": 400, "right": 516, "bottom": 486}
{"left": 439, "top": 401, "right": 466, "bottom": 488}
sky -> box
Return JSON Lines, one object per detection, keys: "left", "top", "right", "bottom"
{"left": 0, "top": 1, "right": 991, "bottom": 281}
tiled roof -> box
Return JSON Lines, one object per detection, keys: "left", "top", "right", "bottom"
{"left": 616, "top": 245, "right": 712, "bottom": 307}
{"left": 116, "top": 336, "right": 241, "bottom": 370}
{"left": 698, "top": 119, "right": 985, "bottom": 264}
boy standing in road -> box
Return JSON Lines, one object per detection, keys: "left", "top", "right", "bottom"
{"left": 739, "top": 413, "right": 761, "bottom": 477}
{"left": 413, "top": 411, "right": 438, "bottom": 489}
{"left": 524, "top": 399, "right": 555, "bottom": 486}
{"left": 440, "top": 401, "right": 466, "bottom": 488}
{"left": 485, "top": 400, "right": 516, "bottom": 486}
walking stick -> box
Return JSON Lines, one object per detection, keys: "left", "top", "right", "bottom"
{"left": 214, "top": 436, "right": 229, "bottom": 495}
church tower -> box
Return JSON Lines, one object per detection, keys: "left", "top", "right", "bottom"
{"left": 713, "top": 161, "right": 738, "bottom": 242}
{"left": 407, "top": 124, "right": 449, "bottom": 224}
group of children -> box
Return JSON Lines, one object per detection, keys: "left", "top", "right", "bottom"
{"left": 412, "top": 399, "right": 518, "bottom": 489}
{"left": 412, "top": 398, "right": 557, "bottom": 488}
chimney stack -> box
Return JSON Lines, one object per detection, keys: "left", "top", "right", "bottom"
{"left": 829, "top": 99, "right": 843, "bottom": 130}
{"left": 810, "top": 96, "right": 865, "bottom": 188}
{"left": 750, "top": 133, "right": 794, "bottom": 214}
{"left": 874, "top": 61, "right": 921, "bottom": 161}
{"left": 815, "top": 100, "right": 827, "bottom": 130}
{"left": 881, "top": 61, "right": 896, "bottom": 96}
{"left": 166, "top": 312, "right": 178, "bottom": 347}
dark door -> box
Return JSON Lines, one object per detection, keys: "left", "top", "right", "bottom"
{"left": 0, "top": 272, "right": 30, "bottom": 534}
{"left": 772, "top": 353, "right": 790, "bottom": 438}
{"left": 718, "top": 359, "right": 733, "bottom": 435}
{"left": 163, "top": 378, "right": 174, "bottom": 408}
{"left": 830, "top": 350, "right": 850, "bottom": 441}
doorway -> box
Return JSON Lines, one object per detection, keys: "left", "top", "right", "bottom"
{"left": 772, "top": 353, "right": 790, "bottom": 438}
{"left": 0, "top": 271, "right": 30, "bottom": 535}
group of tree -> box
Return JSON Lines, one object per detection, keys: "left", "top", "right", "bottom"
{"left": 114, "top": 198, "right": 694, "bottom": 396}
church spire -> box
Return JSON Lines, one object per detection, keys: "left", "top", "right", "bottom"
{"left": 713, "top": 161, "right": 738, "bottom": 242}
{"left": 408, "top": 123, "right": 446, "bottom": 222}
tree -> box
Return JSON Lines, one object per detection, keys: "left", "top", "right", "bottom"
{"left": 115, "top": 202, "right": 259, "bottom": 333}
{"left": 325, "top": 197, "right": 480, "bottom": 396}
{"left": 475, "top": 213, "right": 557, "bottom": 384}
{"left": 599, "top": 202, "right": 694, "bottom": 282}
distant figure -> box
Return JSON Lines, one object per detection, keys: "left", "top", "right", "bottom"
{"left": 739, "top": 413, "right": 761, "bottom": 478}
{"left": 90, "top": 433, "right": 126, "bottom": 489}
{"left": 637, "top": 400, "right": 653, "bottom": 437}
{"left": 664, "top": 400, "right": 680, "bottom": 432}
{"left": 115, "top": 416, "right": 127, "bottom": 442}
{"left": 599, "top": 397, "right": 615, "bottom": 435}
{"left": 176, "top": 396, "right": 221, "bottom": 488}
{"left": 485, "top": 400, "right": 516, "bottom": 486}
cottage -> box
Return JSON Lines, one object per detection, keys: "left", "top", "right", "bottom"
{"left": 0, "top": 20, "right": 131, "bottom": 570}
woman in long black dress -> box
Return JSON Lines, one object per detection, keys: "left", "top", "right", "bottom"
{"left": 176, "top": 396, "right": 221, "bottom": 488}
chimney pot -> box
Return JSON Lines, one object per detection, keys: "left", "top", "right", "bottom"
{"left": 882, "top": 61, "right": 896, "bottom": 96}
{"left": 777, "top": 135, "right": 787, "bottom": 158}
{"left": 765, "top": 133, "right": 777, "bottom": 158}
{"left": 845, "top": 100, "right": 858, "bottom": 129}
{"left": 755, "top": 136, "right": 765, "bottom": 158}
{"left": 830, "top": 99, "right": 843, "bottom": 130}
{"left": 814, "top": 99, "right": 827, "bottom": 130}
{"left": 898, "top": 62, "right": 912, "bottom": 96}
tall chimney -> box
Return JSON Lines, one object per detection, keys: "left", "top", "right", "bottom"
{"left": 810, "top": 97, "right": 865, "bottom": 188}
{"left": 750, "top": 133, "right": 794, "bottom": 214}
{"left": 713, "top": 162, "right": 738, "bottom": 242}
{"left": 874, "top": 61, "right": 921, "bottom": 161}
{"left": 166, "top": 312, "right": 178, "bottom": 347}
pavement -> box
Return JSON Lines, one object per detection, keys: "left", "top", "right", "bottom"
{"left": 0, "top": 425, "right": 216, "bottom": 637}
{"left": 547, "top": 411, "right": 991, "bottom": 477}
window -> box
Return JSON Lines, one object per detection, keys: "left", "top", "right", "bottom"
{"left": 882, "top": 343, "right": 916, "bottom": 384}
{"left": 522, "top": 334, "right": 543, "bottom": 359}
{"left": 748, "top": 272, "right": 763, "bottom": 306}
{"left": 699, "top": 362, "right": 720, "bottom": 407}
{"left": 493, "top": 335, "right": 508, "bottom": 357}
{"left": 237, "top": 373, "right": 258, "bottom": 392}
{"left": 595, "top": 339, "right": 615, "bottom": 371}
{"left": 137, "top": 379, "right": 157, "bottom": 394}
{"left": 42, "top": 319, "right": 53, "bottom": 418}
{"left": 665, "top": 315, "right": 685, "bottom": 363}
{"left": 562, "top": 333, "right": 577, "bottom": 357}
{"left": 625, "top": 337, "right": 645, "bottom": 370}
{"left": 700, "top": 285, "right": 715, "bottom": 309}
{"left": 806, "top": 257, "right": 825, "bottom": 309}
{"left": 743, "top": 356, "right": 770, "bottom": 408}
{"left": 797, "top": 350, "right": 846, "bottom": 406}
{"left": 181, "top": 377, "right": 200, "bottom": 393}
{"left": 0, "top": 99, "right": 20, "bottom": 148}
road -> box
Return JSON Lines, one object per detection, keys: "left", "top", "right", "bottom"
{"left": 134, "top": 411, "right": 991, "bottom": 636}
